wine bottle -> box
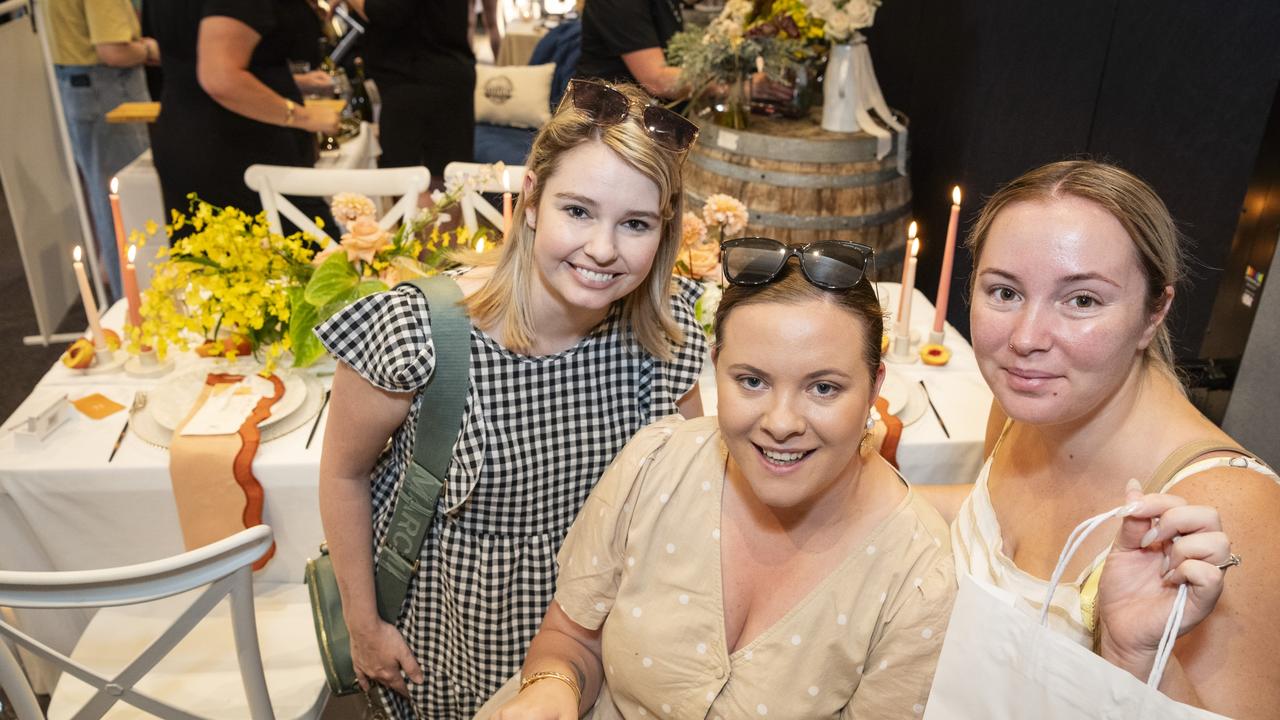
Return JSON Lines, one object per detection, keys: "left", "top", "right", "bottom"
{"left": 349, "top": 57, "right": 374, "bottom": 123}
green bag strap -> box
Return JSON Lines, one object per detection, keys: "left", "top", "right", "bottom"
{"left": 375, "top": 275, "right": 471, "bottom": 622}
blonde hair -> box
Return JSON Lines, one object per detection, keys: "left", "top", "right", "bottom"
{"left": 967, "top": 160, "right": 1184, "bottom": 370}
{"left": 463, "top": 83, "right": 687, "bottom": 360}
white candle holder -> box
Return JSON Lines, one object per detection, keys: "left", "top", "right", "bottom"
{"left": 77, "top": 349, "right": 128, "bottom": 375}
{"left": 886, "top": 331, "right": 919, "bottom": 364}
{"left": 928, "top": 328, "right": 946, "bottom": 346}
{"left": 124, "top": 347, "right": 174, "bottom": 378}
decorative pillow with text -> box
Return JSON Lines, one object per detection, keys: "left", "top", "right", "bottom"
{"left": 475, "top": 63, "right": 556, "bottom": 129}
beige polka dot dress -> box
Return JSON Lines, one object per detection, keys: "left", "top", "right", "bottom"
{"left": 554, "top": 415, "right": 956, "bottom": 719}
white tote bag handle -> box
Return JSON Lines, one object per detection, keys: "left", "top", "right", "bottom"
{"left": 1040, "top": 505, "right": 1189, "bottom": 687}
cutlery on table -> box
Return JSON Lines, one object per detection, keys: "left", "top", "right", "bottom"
{"left": 918, "top": 380, "right": 950, "bottom": 439}
{"left": 305, "top": 389, "right": 331, "bottom": 450}
{"left": 108, "top": 391, "right": 147, "bottom": 462}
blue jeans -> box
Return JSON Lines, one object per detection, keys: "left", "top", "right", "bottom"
{"left": 55, "top": 64, "right": 150, "bottom": 301}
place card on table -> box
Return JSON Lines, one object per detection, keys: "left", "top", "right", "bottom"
{"left": 179, "top": 375, "right": 275, "bottom": 436}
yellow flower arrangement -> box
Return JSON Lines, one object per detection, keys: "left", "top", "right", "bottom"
{"left": 133, "top": 197, "right": 313, "bottom": 372}
{"left": 133, "top": 166, "right": 504, "bottom": 371}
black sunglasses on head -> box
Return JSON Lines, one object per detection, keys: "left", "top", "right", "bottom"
{"left": 565, "top": 79, "right": 700, "bottom": 153}
{"left": 721, "top": 237, "right": 875, "bottom": 290}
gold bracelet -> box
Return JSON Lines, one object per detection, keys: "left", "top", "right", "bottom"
{"left": 284, "top": 99, "right": 296, "bottom": 126}
{"left": 519, "top": 670, "right": 581, "bottom": 706}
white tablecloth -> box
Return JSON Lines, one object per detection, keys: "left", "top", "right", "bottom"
{"left": 0, "top": 281, "right": 991, "bottom": 690}
{"left": 0, "top": 304, "right": 334, "bottom": 691}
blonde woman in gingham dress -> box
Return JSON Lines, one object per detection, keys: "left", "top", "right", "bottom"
{"left": 316, "top": 81, "right": 705, "bottom": 719}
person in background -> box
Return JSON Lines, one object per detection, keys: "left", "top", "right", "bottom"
{"left": 922, "top": 160, "right": 1280, "bottom": 717}
{"left": 577, "top": 0, "right": 790, "bottom": 104}
{"left": 578, "top": 0, "right": 683, "bottom": 97}
{"left": 486, "top": 246, "right": 954, "bottom": 719}
{"left": 336, "top": 0, "right": 495, "bottom": 180}
{"left": 144, "top": 0, "right": 340, "bottom": 222}
{"left": 468, "top": 0, "right": 503, "bottom": 63}
{"left": 316, "top": 81, "right": 706, "bottom": 718}
{"left": 47, "top": 0, "right": 156, "bottom": 300}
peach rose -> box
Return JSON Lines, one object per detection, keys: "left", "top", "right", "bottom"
{"left": 339, "top": 216, "right": 391, "bottom": 264}
{"left": 680, "top": 212, "right": 721, "bottom": 280}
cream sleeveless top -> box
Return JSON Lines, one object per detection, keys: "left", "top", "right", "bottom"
{"left": 951, "top": 451, "right": 1278, "bottom": 648}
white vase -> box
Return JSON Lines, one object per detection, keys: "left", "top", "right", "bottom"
{"left": 821, "top": 42, "right": 857, "bottom": 133}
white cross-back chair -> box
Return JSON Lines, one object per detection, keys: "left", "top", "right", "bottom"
{"left": 0, "top": 525, "right": 328, "bottom": 720}
{"left": 442, "top": 162, "right": 527, "bottom": 233}
{"left": 243, "top": 164, "right": 431, "bottom": 245}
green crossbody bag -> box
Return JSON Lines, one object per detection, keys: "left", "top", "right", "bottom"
{"left": 305, "top": 275, "right": 472, "bottom": 696}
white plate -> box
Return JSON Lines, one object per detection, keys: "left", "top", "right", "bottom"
{"left": 150, "top": 370, "right": 308, "bottom": 431}
{"left": 878, "top": 372, "right": 909, "bottom": 416}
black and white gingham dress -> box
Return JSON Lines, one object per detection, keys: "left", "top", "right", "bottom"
{"left": 315, "top": 277, "right": 707, "bottom": 719}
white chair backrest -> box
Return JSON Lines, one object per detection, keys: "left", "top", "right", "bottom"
{"left": 0, "top": 526, "right": 277, "bottom": 720}
{"left": 443, "top": 162, "right": 526, "bottom": 233}
{"left": 243, "top": 165, "right": 431, "bottom": 245}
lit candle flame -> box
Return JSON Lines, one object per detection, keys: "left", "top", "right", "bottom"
{"left": 908, "top": 221, "right": 918, "bottom": 240}
{"left": 476, "top": 236, "right": 486, "bottom": 254}
{"left": 127, "top": 244, "right": 137, "bottom": 263}
{"left": 910, "top": 238, "right": 920, "bottom": 257}
{"left": 502, "top": 170, "right": 511, "bottom": 193}
{"left": 73, "top": 245, "right": 82, "bottom": 262}
{"left": 110, "top": 177, "right": 119, "bottom": 195}
{"left": 952, "top": 186, "right": 962, "bottom": 205}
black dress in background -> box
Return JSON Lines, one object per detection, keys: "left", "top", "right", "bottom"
{"left": 361, "top": 0, "right": 475, "bottom": 175}
{"left": 145, "top": 0, "right": 320, "bottom": 219}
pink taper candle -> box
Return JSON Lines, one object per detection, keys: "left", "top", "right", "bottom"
{"left": 897, "top": 233, "right": 920, "bottom": 341}
{"left": 897, "top": 221, "right": 919, "bottom": 323}
{"left": 123, "top": 244, "right": 143, "bottom": 328}
{"left": 72, "top": 246, "right": 107, "bottom": 349}
{"left": 932, "top": 186, "right": 962, "bottom": 335}
{"left": 109, "top": 177, "right": 128, "bottom": 288}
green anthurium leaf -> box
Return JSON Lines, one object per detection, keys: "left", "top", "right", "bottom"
{"left": 304, "top": 252, "right": 359, "bottom": 306}
{"left": 355, "top": 279, "right": 389, "bottom": 298}
{"left": 288, "top": 286, "right": 326, "bottom": 367}
{"left": 317, "top": 288, "right": 359, "bottom": 323}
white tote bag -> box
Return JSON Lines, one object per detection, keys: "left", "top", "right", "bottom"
{"left": 925, "top": 507, "right": 1229, "bottom": 720}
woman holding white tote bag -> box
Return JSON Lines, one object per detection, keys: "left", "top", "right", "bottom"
{"left": 921, "top": 160, "right": 1280, "bottom": 718}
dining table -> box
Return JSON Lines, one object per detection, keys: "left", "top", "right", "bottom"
{"left": 0, "top": 281, "right": 990, "bottom": 692}
{"left": 495, "top": 20, "right": 548, "bottom": 67}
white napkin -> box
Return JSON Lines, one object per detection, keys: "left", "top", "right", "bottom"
{"left": 179, "top": 375, "right": 275, "bottom": 436}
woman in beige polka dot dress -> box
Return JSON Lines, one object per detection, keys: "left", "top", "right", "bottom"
{"left": 484, "top": 243, "right": 956, "bottom": 719}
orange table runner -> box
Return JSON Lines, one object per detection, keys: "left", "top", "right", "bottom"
{"left": 168, "top": 373, "right": 282, "bottom": 571}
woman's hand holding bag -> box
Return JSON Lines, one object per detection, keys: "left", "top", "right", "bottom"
{"left": 1098, "top": 479, "right": 1232, "bottom": 682}
{"left": 349, "top": 617, "right": 424, "bottom": 697}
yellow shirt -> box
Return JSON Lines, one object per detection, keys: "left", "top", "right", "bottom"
{"left": 47, "top": 0, "right": 141, "bottom": 66}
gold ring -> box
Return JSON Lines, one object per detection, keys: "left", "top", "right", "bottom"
{"left": 1215, "top": 553, "right": 1242, "bottom": 571}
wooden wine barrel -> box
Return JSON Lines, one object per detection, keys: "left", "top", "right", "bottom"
{"left": 683, "top": 110, "right": 911, "bottom": 273}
